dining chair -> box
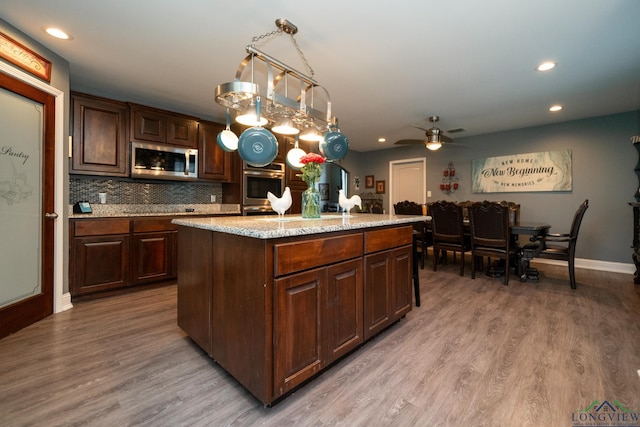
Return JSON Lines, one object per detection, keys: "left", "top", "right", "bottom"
{"left": 394, "top": 200, "right": 431, "bottom": 269}
{"left": 469, "top": 201, "right": 520, "bottom": 285}
{"left": 534, "top": 199, "right": 589, "bottom": 289}
{"left": 431, "top": 200, "right": 470, "bottom": 276}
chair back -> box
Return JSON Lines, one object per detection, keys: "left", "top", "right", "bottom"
{"left": 469, "top": 201, "right": 510, "bottom": 248}
{"left": 394, "top": 200, "right": 423, "bottom": 215}
{"left": 569, "top": 199, "right": 589, "bottom": 248}
{"left": 431, "top": 201, "right": 465, "bottom": 243}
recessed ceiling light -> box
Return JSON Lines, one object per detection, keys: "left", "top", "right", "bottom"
{"left": 536, "top": 61, "right": 557, "bottom": 72}
{"left": 45, "top": 27, "right": 71, "bottom": 40}
{"left": 549, "top": 105, "right": 563, "bottom": 112}
{"left": 378, "top": 137, "right": 386, "bottom": 143}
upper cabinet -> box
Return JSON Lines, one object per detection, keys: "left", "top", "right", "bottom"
{"left": 71, "top": 92, "right": 130, "bottom": 177}
{"left": 130, "top": 103, "right": 198, "bottom": 148}
{"left": 198, "top": 120, "right": 231, "bottom": 181}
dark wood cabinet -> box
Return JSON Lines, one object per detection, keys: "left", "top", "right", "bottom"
{"left": 130, "top": 104, "right": 198, "bottom": 148}
{"left": 70, "top": 218, "right": 131, "bottom": 296}
{"left": 363, "top": 227, "right": 413, "bottom": 340}
{"left": 326, "top": 259, "right": 364, "bottom": 363}
{"left": 274, "top": 267, "right": 325, "bottom": 395}
{"left": 71, "top": 92, "right": 129, "bottom": 176}
{"left": 273, "top": 257, "right": 364, "bottom": 395}
{"left": 198, "top": 120, "right": 231, "bottom": 181}
{"left": 70, "top": 217, "right": 179, "bottom": 297}
{"left": 131, "top": 218, "right": 177, "bottom": 284}
{"left": 177, "top": 223, "right": 411, "bottom": 405}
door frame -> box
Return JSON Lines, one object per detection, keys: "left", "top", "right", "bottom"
{"left": 0, "top": 61, "right": 69, "bottom": 314}
{"left": 388, "top": 157, "right": 426, "bottom": 214}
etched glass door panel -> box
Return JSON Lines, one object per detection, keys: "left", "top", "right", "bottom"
{"left": 0, "top": 72, "right": 54, "bottom": 339}
{"left": 0, "top": 87, "right": 42, "bottom": 308}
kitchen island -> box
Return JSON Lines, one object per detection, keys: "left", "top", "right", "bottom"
{"left": 173, "top": 213, "right": 422, "bottom": 405}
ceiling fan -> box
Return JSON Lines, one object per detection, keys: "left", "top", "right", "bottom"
{"left": 395, "top": 115, "right": 455, "bottom": 151}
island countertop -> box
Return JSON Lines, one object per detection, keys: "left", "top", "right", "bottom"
{"left": 172, "top": 213, "right": 425, "bottom": 239}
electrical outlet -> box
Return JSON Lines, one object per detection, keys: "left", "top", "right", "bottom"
{"left": 211, "top": 195, "right": 216, "bottom": 203}
{"left": 427, "top": 191, "right": 432, "bottom": 198}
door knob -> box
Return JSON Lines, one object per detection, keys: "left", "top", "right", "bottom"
{"left": 45, "top": 212, "right": 58, "bottom": 219}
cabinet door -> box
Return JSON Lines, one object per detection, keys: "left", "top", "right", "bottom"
{"left": 71, "top": 93, "right": 129, "bottom": 176}
{"left": 198, "top": 121, "right": 231, "bottom": 181}
{"left": 390, "top": 245, "right": 412, "bottom": 319}
{"left": 274, "top": 268, "right": 325, "bottom": 396}
{"left": 326, "top": 259, "right": 363, "bottom": 363}
{"left": 131, "top": 107, "right": 166, "bottom": 143}
{"left": 131, "top": 231, "right": 175, "bottom": 284}
{"left": 72, "top": 235, "right": 130, "bottom": 296}
{"left": 167, "top": 115, "right": 198, "bottom": 148}
{"left": 363, "top": 251, "right": 392, "bottom": 340}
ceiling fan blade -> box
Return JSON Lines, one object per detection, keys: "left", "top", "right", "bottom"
{"left": 410, "top": 124, "right": 429, "bottom": 132}
{"left": 394, "top": 139, "right": 425, "bottom": 145}
{"left": 441, "top": 134, "right": 453, "bottom": 143}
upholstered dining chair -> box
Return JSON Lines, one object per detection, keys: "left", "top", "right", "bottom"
{"left": 468, "top": 201, "right": 520, "bottom": 285}
{"left": 431, "top": 200, "right": 470, "bottom": 276}
{"left": 394, "top": 200, "right": 431, "bottom": 269}
{"left": 534, "top": 199, "right": 589, "bottom": 289}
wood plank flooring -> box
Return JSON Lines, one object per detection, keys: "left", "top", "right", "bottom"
{"left": 1, "top": 259, "right": 640, "bottom": 426}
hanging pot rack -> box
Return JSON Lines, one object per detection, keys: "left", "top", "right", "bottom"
{"left": 214, "top": 19, "right": 336, "bottom": 132}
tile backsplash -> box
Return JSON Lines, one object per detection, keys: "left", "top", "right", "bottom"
{"left": 70, "top": 177, "right": 223, "bottom": 205}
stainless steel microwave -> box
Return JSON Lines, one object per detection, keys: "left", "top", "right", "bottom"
{"left": 130, "top": 141, "right": 198, "bottom": 180}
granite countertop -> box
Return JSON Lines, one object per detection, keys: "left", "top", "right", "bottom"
{"left": 172, "top": 213, "right": 426, "bottom": 239}
{"left": 69, "top": 203, "right": 241, "bottom": 219}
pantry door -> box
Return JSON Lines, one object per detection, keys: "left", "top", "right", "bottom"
{"left": 0, "top": 72, "right": 56, "bottom": 339}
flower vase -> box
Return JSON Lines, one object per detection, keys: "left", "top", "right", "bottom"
{"left": 302, "top": 182, "right": 321, "bottom": 218}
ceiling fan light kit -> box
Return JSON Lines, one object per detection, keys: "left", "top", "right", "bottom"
{"left": 214, "top": 19, "right": 348, "bottom": 163}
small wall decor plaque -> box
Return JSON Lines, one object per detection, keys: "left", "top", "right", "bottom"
{"left": 0, "top": 32, "right": 52, "bottom": 82}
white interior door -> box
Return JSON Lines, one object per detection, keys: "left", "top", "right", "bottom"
{"left": 389, "top": 158, "right": 426, "bottom": 213}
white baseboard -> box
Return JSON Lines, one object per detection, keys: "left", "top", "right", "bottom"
{"left": 425, "top": 248, "right": 635, "bottom": 276}
{"left": 530, "top": 258, "right": 635, "bottom": 275}
{"left": 57, "top": 292, "right": 74, "bottom": 313}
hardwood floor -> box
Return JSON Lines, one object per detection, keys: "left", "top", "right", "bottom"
{"left": 1, "top": 259, "right": 640, "bottom": 427}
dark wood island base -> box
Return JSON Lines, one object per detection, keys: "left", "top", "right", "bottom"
{"left": 175, "top": 218, "right": 415, "bottom": 405}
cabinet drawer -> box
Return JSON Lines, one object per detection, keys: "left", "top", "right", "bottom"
{"left": 364, "top": 225, "right": 413, "bottom": 254}
{"left": 132, "top": 218, "right": 177, "bottom": 233}
{"left": 74, "top": 218, "right": 130, "bottom": 236}
{"left": 274, "top": 233, "right": 363, "bottom": 277}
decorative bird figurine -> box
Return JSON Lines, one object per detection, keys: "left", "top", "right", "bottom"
{"left": 267, "top": 186, "right": 292, "bottom": 220}
{"left": 338, "top": 189, "right": 362, "bottom": 214}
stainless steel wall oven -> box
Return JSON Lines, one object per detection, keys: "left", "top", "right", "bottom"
{"left": 242, "top": 162, "right": 285, "bottom": 215}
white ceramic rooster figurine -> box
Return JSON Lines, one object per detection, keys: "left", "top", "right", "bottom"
{"left": 267, "top": 186, "right": 292, "bottom": 220}
{"left": 338, "top": 189, "right": 362, "bottom": 214}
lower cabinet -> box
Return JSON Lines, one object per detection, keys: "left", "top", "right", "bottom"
{"left": 70, "top": 217, "right": 177, "bottom": 297}
{"left": 274, "top": 258, "right": 363, "bottom": 395}
{"left": 364, "top": 246, "right": 412, "bottom": 340}
{"left": 131, "top": 218, "right": 177, "bottom": 284}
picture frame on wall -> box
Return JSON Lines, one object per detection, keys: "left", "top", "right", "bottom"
{"left": 365, "top": 175, "right": 374, "bottom": 188}
{"left": 376, "top": 180, "right": 386, "bottom": 194}
{"left": 319, "top": 183, "right": 329, "bottom": 201}
{"left": 0, "top": 32, "right": 52, "bottom": 82}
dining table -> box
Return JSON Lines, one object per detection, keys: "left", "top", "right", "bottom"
{"left": 420, "top": 217, "right": 551, "bottom": 281}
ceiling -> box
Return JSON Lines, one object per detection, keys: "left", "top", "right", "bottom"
{"left": 1, "top": 0, "right": 639, "bottom": 152}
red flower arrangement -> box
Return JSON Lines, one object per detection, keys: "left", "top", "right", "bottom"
{"left": 298, "top": 153, "right": 326, "bottom": 185}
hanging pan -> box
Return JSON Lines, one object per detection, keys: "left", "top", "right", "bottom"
{"left": 319, "top": 121, "right": 349, "bottom": 160}
{"left": 217, "top": 108, "right": 239, "bottom": 152}
{"left": 237, "top": 97, "right": 278, "bottom": 167}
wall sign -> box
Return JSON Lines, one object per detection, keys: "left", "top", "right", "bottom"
{"left": 472, "top": 150, "right": 572, "bottom": 193}
{"left": 0, "top": 32, "right": 52, "bottom": 82}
